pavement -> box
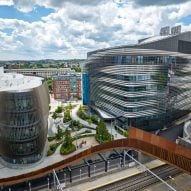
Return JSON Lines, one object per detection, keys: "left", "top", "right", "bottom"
{"left": 60, "top": 159, "right": 166, "bottom": 191}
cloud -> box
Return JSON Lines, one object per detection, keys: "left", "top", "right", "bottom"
{"left": 131, "top": 0, "right": 191, "bottom": 6}
{"left": 0, "top": 0, "right": 191, "bottom": 60}
{"left": 0, "top": 0, "right": 13, "bottom": 6}
{"left": 13, "top": 0, "right": 36, "bottom": 12}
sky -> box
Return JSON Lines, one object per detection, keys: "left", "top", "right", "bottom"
{"left": 0, "top": 0, "right": 191, "bottom": 60}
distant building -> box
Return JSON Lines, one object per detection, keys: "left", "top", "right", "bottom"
{"left": 53, "top": 73, "right": 81, "bottom": 101}
{"left": 0, "top": 67, "right": 49, "bottom": 167}
{"left": 6, "top": 64, "right": 20, "bottom": 69}
{"left": 4, "top": 68, "right": 72, "bottom": 78}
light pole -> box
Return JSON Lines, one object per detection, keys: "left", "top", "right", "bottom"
{"left": 64, "top": 172, "right": 66, "bottom": 184}
{"left": 99, "top": 134, "right": 102, "bottom": 144}
{"left": 94, "top": 165, "right": 96, "bottom": 176}
{"left": 108, "top": 160, "right": 110, "bottom": 171}
{"left": 47, "top": 177, "right": 49, "bottom": 190}
{"left": 110, "top": 119, "right": 113, "bottom": 141}
{"left": 28, "top": 181, "right": 31, "bottom": 191}
{"left": 80, "top": 169, "right": 82, "bottom": 180}
{"left": 75, "top": 128, "right": 78, "bottom": 149}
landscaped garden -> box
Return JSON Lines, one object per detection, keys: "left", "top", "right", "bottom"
{"left": 47, "top": 103, "right": 112, "bottom": 156}
{"left": 77, "top": 105, "right": 99, "bottom": 125}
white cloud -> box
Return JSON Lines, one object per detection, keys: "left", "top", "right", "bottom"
{"left": 0, "top": 0, "right": 191, "bottom": 60}
{"left": 0, "top": 0, "right": 13, "bottom": 6}
{"left": 13, "top": 0, "right": 36, "bottom": 13}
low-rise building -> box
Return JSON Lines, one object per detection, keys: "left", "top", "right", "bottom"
{"left": 5, "top": 68, "right": 72, "bottom": 78}
{"left": 53, "top": 73, "right": 81, "bottom": 101}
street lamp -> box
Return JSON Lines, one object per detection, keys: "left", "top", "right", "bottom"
{"left": 47, "top": 177, "right": 50, "bottom": 190}
{"left": 80, "top": 169, "right": 82, "bottom": 180}
{"left": 110, "top": 119, "right": 113, "bottom": 141}
{"left": 107, "top": 161, "right": 110, "bottom": 171}
{"left": 99, "top": 134, "right": 102, "bottom": 144}
{"left": 64, "top": 172, "right": 66, "bottom": 184}
{"left": 28, "top": 182, "right": 31, "bottom": 191}
{"left": 75, "top": 128, "right": 78, "bottom": 149}
{"left": 94, "top": 165, "right": 96, "bottom": 176}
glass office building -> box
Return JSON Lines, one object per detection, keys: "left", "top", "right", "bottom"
{"left": 83, "top": 31, "right": 191, "bottom": 131}
{"left": 0, "top": 68, "right": 49, "bottom": 167}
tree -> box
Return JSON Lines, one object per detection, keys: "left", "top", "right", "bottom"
{"left": 60, "top": 129, "right": 76, "bottom": 155}
{"left": 96, "top": 120, "right": 111, "bottom": 143}
{"left": 91, "top": 115, "right": 99, "bottom": 125}
{"left": 46, "top": 77, "right": 53, "bottom": 92}
{"left": 63, "top": 110, "right": 71, "bottom": 123}
{"left": 52, "top": 112, "right": 58, "bottom": 121}
{"left": 55, "top": 125, "right": 63, "bottom": 140}
{"left": 87, "top": 119, "right": 92, "bottom": 125}
{"left": 63, "top": 129, "right": 73, "bottom": 147}
{"left": 55, "top": 106, "right": 63, "bottom": 113}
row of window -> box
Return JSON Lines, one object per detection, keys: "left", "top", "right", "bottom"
{"left": 112, "top": 55, "right": 176, "bottom": 65}
{"left": 9, "top": 140, "right": 37, "bottom": 155}
{"left": 6, "top": 98, "right": 35, "bottom": 111}
{"left": 0, "top": 125, "right": 40, "bottom": 140}
{"left": 5, "top": 112, "right": 39, "bottom": 126}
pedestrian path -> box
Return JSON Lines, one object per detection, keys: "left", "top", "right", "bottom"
{"left": 63, "top": 159, "right": 165, "bottom": 191}
{"left": 71, "top": 105, "right": 97, "bottom": 129}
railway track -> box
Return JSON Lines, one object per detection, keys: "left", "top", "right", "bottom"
{"left": 91, "top": 164, "right": 181, "bottom": 191}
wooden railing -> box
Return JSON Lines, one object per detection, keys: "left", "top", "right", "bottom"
{"left": 0, "top": 127, "right": 191, "bottom": 186}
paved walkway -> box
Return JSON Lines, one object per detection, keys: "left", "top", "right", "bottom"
{"left": 71, "top": 104, "right": 97, "bottom": 129}
{"left": 71, "top": 104, "right": 125, "bottom": 139}
{"left": 63, "top": 159, "right": 165, "bottom": 191}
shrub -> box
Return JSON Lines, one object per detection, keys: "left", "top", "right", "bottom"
{"left": 91, "top": 115, "right": 99, "bottom": 125}
{"left": 63, "top": 110, "right": 71, "bottom": 123}
{"left": 123, "top": 130, "right": 129, "bottom": 137}
{"left": 48, "top": 136, "right": 56, "bottom": 142}
{"left": 60, "top": 143, "right": 76, "bottom": 155}
{"left": 52, "top": 112, "right": 58, "bottom": 120}
{"left": 47, "top": 142, "right": 61, "bottom": 156}
{"left": 55, "top": 106, "right": 63, "bottom": 113}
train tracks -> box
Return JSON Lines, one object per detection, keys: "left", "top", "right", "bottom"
{"left": 91, "top": 165, "right": 181, "bottom": 191}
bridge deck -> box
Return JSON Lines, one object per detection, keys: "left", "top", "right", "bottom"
{"left": 0, "top": 127, "right": 191, "bottom": 186}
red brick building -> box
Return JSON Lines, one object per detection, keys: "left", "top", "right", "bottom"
{"left": 53, "top": 73, "right": 81, "bottom": 101}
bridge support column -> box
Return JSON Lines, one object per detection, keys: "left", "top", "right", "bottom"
{"left": 105, "top": 160, "right": 108, "bottom": 172}
{"left": 68, "top": 167, "right": 72, "bottom": 183}
{"left": 138, "top": 152, "right": 153, "bottom": 164}
{"left": 88, "top": 165, "right": 91, "bottom": 177}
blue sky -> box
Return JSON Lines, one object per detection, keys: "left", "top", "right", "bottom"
{"left": 0, "top": 5, "right": 54, "bottom": 22}
{"left": 0, "top": 0, "right": 191, "bottom": 60}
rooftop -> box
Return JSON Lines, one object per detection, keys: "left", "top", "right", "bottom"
{"left": 0, "top": 67, "right": 43, "bottom": 92}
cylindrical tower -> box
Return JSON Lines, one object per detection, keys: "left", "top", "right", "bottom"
{"left": 0, "top": 68, "right": 49, "bottom": 167}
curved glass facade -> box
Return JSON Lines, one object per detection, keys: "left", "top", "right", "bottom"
{"left": 84, "top": 49, "right": 191, "bottom": 131}
{"left": 0, "top": 82, "right": 49, "bottom": 166}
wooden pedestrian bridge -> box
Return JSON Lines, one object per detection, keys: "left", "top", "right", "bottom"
{"left": 0, "top": 127, "right": 191, "bottom": 186}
